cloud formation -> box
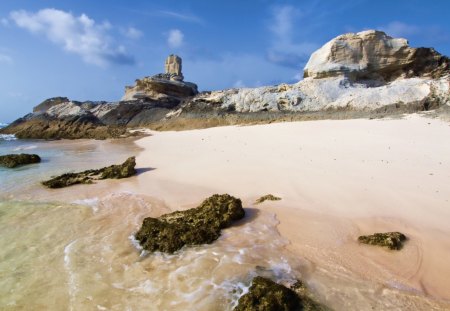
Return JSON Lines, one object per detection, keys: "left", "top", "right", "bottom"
{"left": 123, "top": 26, "right": 143, "bottom": 40}
{"left": 10, "top": 8, "right": 134, "bottom": 66}
{"left": 158, "top": 10, "right": 204, "bottom": 25}
{"left": 380, "top": 21, "right": 420, "bottom": 38}
{"left": 167, "top": 29, "right": 184, "bottom": 48}
{"left": 266, "top": 5, "right": 318, "bottom": 69}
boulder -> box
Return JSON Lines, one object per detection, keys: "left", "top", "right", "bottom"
{"left": 303, "top": 30, "right": 449, "bottom": 82}
{"left": 123, "top": 77, "right": 198, "bottom": 101}
{"left": 235, "top": 277, "right": 326, "bottom": 311}
{"left": 134, "top": 194, "right": 245, "bottom": 253}
{"left": 0, "top": 154, "right": 41, "bottom": 168}
{"left": 358, "top": 232, "right": 407, "bottom": 250}
{"left": 42, "top": 157, "right": 136, "bottom": 188}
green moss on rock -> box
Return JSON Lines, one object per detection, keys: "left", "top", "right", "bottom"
{"left": 255, "top": 194, "right": 281, "bottom": 204}
{"left": 0, "top": 154, "right": 41, "bottom": 168}
{"left": 42, "top": 157, "right": 136, "bottom": 188}
{"left": 134, "top": 194, "right": 245, "bottom": 253}
{"left": 358, "top": 232, "right": 407, "bottom": 250}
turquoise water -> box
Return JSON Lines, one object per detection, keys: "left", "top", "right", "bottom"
{"left": 0, "top": 138, "right": 140, "bottom": 199}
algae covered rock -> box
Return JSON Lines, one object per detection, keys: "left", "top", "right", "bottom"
{"left": 358, "top": 232, "right": 407, "bottom": 250}
{"left": 135, "top": 194, "right": 245, "bottom": 253}
{"left": 255, "top": 194, "right": 281, "bottom": 204}
{"left": 235, "top": 276, "right": 301, "bottom": 311}
{"left": 42, "top": 157, "right": 136, "bottom": 188}
{"left": 0, "top": 154, "right": 41, "bottom": 168}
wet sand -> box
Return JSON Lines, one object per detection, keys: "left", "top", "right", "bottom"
{"left": 101, "top": 114, "right": 450, "bottom": 307}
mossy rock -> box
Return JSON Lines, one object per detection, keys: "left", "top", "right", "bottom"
{"left": 135, "top": 194, "right": 245, "bottom": 253}
{"left": 358, "top": 232, "right": 407, "bottom": 250}
{"left": 0, "top": 154, "right": 41, "bottom": 168}
{"left": 235, "top": 276, "right": 327, "bottom": 311}
{"left": 42, "top": 157, "right": 136, "bottom": 188}
{"left": 255, "top": 194, "right": 281, "bottom": 204}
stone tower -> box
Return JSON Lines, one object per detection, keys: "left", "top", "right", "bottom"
{"left": 164, "top": 54, "right": 183, "bottom": 81}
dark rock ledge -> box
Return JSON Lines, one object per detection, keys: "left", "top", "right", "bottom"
{"left": 0, "top": 154, "right": 41, "bottom": 168}
{"left": 42, "top": 156, "right": 136, "bottom": 188}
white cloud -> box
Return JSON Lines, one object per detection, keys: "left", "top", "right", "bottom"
{"left": 0, "top": 53, "right": 13, "bottom": 64}
{"left": 158, "top": 10, "right": 204, "bottom": 25}
{"left": 380, "top": 21, "right": 420, "bottom": 38}
{"left": 10, "top": 8, "right": 134, "bottom": 66}
{"left": 1, "top": 18, "right": 9, "bottom": 26}
{"left": 267, "top": 5, "right": 318, "bottom": 70}
{"left": 123, "top": 26, "right": 142, "bottom": 40}
{"left": 167, "top": 29, "right": 184, "bottom": 48}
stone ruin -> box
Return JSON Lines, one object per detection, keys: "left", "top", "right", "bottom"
{"left": 122, "top": 54, "right": 198, "bottom": 101}
{"left": 151, "top": 54, "right": 184, "bottom": 81}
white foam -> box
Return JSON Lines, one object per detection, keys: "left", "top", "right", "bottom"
{"left": 64, "top": 240, "right": 78, "bottom": 311}
{"left": 72, "top": 197, "right": 99, "bottom": 213}
{"left": 13, "top": 145, "right": 37, "bottom": 151}
{"left": 0, "top": 134, "right": 16, "bottom": 141}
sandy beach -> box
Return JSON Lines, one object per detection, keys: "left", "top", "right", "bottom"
{"left": 100, "top": 114, "right": 450, "bottom": 307}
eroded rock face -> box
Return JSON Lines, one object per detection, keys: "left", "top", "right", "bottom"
{"left": 42, "top": 157, "right": 136, "bottom": 188}
{"left": 304, "top": 30, "right": 449, "bottom": 82}
{"left": 358, "top": 232, "right": 407, "bottom": 250}
{"left": 165, "top": 54, "right": 183, "bottom": 81}
{"left": 0, "top": 154, "right": 41, "bottom": 168}
{"left": 134, "top": 194, "right": 245, "bottom": 253}
{"left": 33, "top": 97, "right": 70, "bottom": 113}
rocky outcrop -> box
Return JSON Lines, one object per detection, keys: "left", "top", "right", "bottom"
{"left": 358, "top": 232, "right": 407, "bottom": 250}
{"left": 134, "top": 194, "right": 245, "bottom": 253}
{"left": 235, "top": 277, "right": 326, "bottom": 311}
{"left": 303, "top": 30, "right": 449, "bottom": 81}
{"left": 0, "top": 153, "right": 41, "bottom": 168}
{"left": 123, "top": 54, "right": 198, "bottom": 101}
{"left": 3, "top": 32, "right": 449, "bottom": 139}
{"left": 42, "top": 157, "right": 136, "bottom": 188}
{"left": 33, "top": 97, "right": 70, "bottom": 112}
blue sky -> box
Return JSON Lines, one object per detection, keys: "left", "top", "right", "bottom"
{"left": 0, "top": 0, "right": 449, "bottom": 122}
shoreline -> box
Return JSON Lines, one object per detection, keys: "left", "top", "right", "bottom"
{"left": 3, "top": 115, "right": 450, "bottom": 309}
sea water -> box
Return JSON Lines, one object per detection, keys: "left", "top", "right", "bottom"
{"left": 0, "top": 137, "right": 448, "bottom": 310}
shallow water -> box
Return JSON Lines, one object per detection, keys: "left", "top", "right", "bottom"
{"left": 1, "top": 138, "right": 449, "bottom": 310}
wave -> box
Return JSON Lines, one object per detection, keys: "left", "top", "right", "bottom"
{"left": 0, "top": 134, "right": 17, "bottom": 141}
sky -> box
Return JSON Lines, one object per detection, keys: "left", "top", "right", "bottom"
{"left": 0, "top": 0, "right": 449, "bottom": 122}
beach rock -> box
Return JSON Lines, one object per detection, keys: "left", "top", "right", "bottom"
{"left": 235, "top": 277, "right": 302, "bottom": 311}
{"left": 358, "top": 232, "right": 407, "bottom": 250}
{"left": 134, "top": 194, "right": 245, "bottom": 253}
{"left": 255, "top": 194, "right": 281, "bottom": 204}
{"left": 0, "top": 153, "right": 41, "bottom": 168}
{"left": 42, "top": 157, "right": 136, "bottom": 188}
{"left": 303, "top": 30, "right": 449, "bottom": 81}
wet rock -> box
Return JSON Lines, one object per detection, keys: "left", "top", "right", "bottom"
{"left": 358, "top": 232, "right": 407, "bottom": 250}
{"left": 134, "top": 194, "right": 245, "bottom": 253}
{"left": 0, "top": 154, "right": 41, "bottom": 168}
{"left": 235, "top": 276, "right": 316, "bottom": 311}
{"left": 255, "top": 194, "right": 282, "bottom": 204}
{"left": 42, "top": 157, "right": 136, "bottom": 188}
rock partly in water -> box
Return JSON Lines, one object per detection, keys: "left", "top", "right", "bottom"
{"left": 0, "top": 154, "right": 41, "bottom": 168}
{"left": 42, "top": 157, "right": 136, "bottom": 188}
{"left": 358, "top": 232, "right": 407, "bottom": 250}
{"left": 235, "top": 276, "right": 327, "bottom": 311}
{"left": 134, "top": 194, "right": 245, "bottom": 253}
{"left": 255, "top": 194, "right": 282, "bottom": 204}
{"left": 303, "top": 30, "right": 449, "bottom": 81}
